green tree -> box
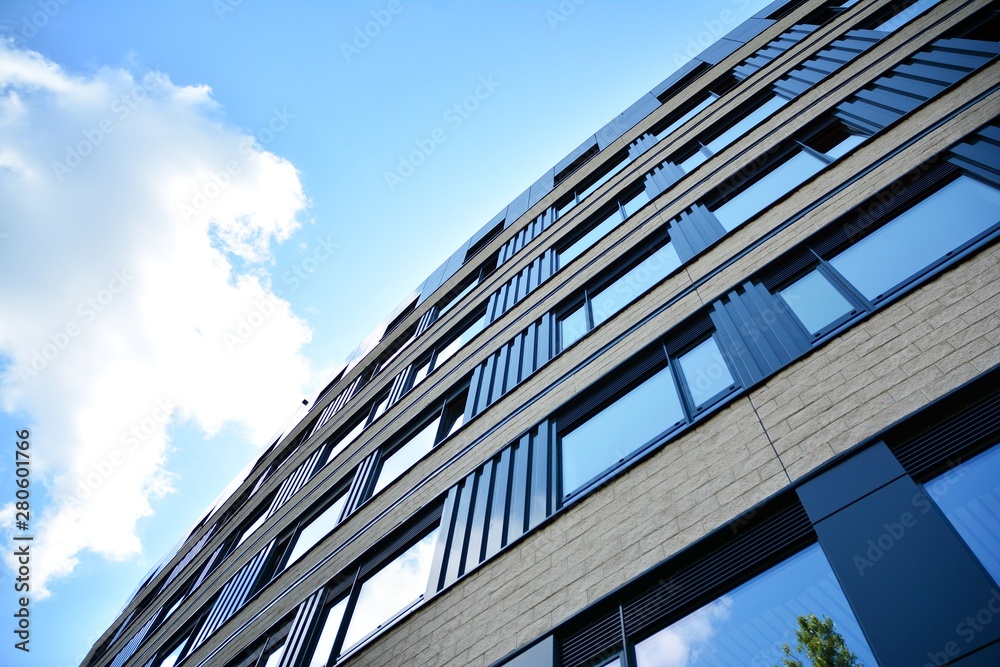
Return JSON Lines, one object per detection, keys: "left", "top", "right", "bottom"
{"left": 777, "top": 614, "right": 863, "bottom": 667}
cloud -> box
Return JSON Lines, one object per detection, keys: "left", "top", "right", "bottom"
{"left": 632, "top": 596, "right": 732, "bottom": 666}
{"left": 0, "top": 38, "right": 316, "bottom": 598}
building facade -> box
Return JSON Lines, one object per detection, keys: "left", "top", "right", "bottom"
{"left": 85, "top": 0, "right": 1000, "bottom": 665}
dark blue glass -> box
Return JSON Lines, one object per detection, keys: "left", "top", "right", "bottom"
{"left": 928, "top": 443, "right": 1000, "bottom": 585}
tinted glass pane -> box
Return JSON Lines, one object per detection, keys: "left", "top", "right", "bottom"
{"left": 238, "top": 511, "right": 268, "bottom": 546}
{"left": 285, "top": 493, "right": 348, "bottom": 567}
{"left": 655, "top": 96, "right": 715, "bottom": 141}
{"left": 680, "top": 148, "right": 708, "bottom": 173}
{"left": 308, "top": 598, "right": 348, "bottom": 667}
{"left": 634, "top": 545, "right": 878, "bottom": 667}
{"left": 705, "top": 96, "right": 787, "bottom": 154}
{"left": 411, "top": 360, "right": 430, "bottom": 388}
{"left": 712, "top": 151, "right": 826, "bottom": 231}
{"left": 592, "top": 243, "right": 681, "bottom": 326}
{"left": 435, "top": 313, "right": 485, "bottom": 367}
{"left": 678, "top": 337, "right": 735, "bottom": 408}
{"left": 622, "top": 189, "right": 650, "bottom": 218}
{"left": 779, "top": 269, "right": 854, "bottom": 335}
{"left": 326, "top": 419, "right": 365, "bottom": 466}
{"left": 825, "top": 133, "right": 866, "bottom": 159}
{"left": 560, "top": 303, "right": 589, "bottom": 349}
{"left": 579, "top": 156, "right": 631, "bottom": 201}
{"left": 372, "top": 417, "right": 440, "bottom": 496}
{"left": 830, "top": 176, "right": 1000, "bottom": 300}
{"left": 438, "top": 279, "right": 477, "bottom": 316}
{"left": 342, "top": 528, "right": 438, "bottom": 650}
{"left": 874, "top": 0, "right": 942, "bottom": 32}
{"left": 561, "top": 366, "right": 684, "bottom": 496}
{"left": 928, "top": 444, "right": 1000, "bottom": 585}
{"left": 158, "top": 643, "right": 185, "bottom": 667}
{"left": 262, "top": 644, "right": 285, "bottom": 667}
{"left": 560, "top": 208, "right": 623, "bottom": 267}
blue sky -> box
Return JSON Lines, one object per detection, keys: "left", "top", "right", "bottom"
{"left": 0, "top": 1, "right": 767, "bottom": 664}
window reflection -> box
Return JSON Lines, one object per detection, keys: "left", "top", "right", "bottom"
{"left": 712, "top": 151, "right": 826, "bottom": 232}
{"left": 927, "top": 443, "right": 1000, "bottom": 585}
{"left": 560, "top": 366, "right": 684, "bottom": 497}
{"left": 284, "top": 494, "right": 347, "bottom": 567}
{"left": 342, "top": 528, "right": 439, "bottom": 650}
{"left": 677, "top": 338, "right": 735, "bottom": 408}
{"left": 591, "top": 243, "right": 680, "bottom": 326}
{"left": 829, "top": 176, "right": 1000, "bottom": 301}
{"left": 372, "top": 417, "right": 440, "bottom": 496}
{"left": 633, "top": 545, "right": 878, "bottom": 666}
{"left": 778, "top": 269, "right": 855, "bottom": 336}
{"left": 873, "top": 0, "right": 942, "bottom": 32}
{"left": 705, "top": 96, "right": 787, "bottom": 154}
{"left": 308, "top": 598, "right": 348, "bottom": 667}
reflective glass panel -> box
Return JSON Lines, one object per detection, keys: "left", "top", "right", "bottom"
{"left": 372, "top": 417, "right": 440, "bottom": 496}
{"left": 308, "top": 598, "right": 348, "bottom": 667}
{"left": 435, "top": 314, "right": 486, "bottom": 367}
{"left": 560, "top": 303, "right": 589, "bottom": 350}
{"left": 712, "top": 151, "right": 826, "bottom": 232}
{"left": 655, "top": 95, "right": 715, "bottom": 141}
{"left": 678, "top": 337, "right": 735, "bottom": 408}
{"left": 238, "top": 510, "right": 268, "bottom": 546}
{"left": 825, "top": 133, "right": 866, "bottom": 159}
{"left": 262, "top": 643, "right": 285, "bottom": 667}
{"left": 622, "top": 189, "right": 650, "bottom": 218}
{"left": 705, "top": 96, "right": 787, "bottom": 154}
{"left": 561, "top": 366, "right": 684, "bottom": 496}
{"left": 680, "top": 149, "right": 708, "bottom": 173}
{"left": 326, "top": 419, "right": 366, "bottom": 467}
{"left": 874, "top": 0, "right": 942, "bottom": 32}
{"left": 830, "top": 176, "right": 1000, "bottom": 301}
{"left": 285, "top": 493, "right": 348, "bottom": 567}
{"left": 579, "top": 156, "right": 631, "bottom": 201}
{"left": 928, "top": 444, "right": 1000, "bottom": 585}
{"left": 779, "top": 269, "right": 854, "bottom": 335}
{"left": 560, "top": 208, "right": 623, "bottom": 267}
{"left": 157, "top": 642, "right": 185, "bottom": 667}
{"left": 591, "top": 243, "right": 681, "bottom": 327}
{"left": 634, "top": 545, "right": 879, "bottom": 666}
{"left": 342, "top": 528, "right": 439, "bottom": 650}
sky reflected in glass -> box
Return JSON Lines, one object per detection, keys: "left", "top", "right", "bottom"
{"left": 634, "top": 545, "right": 878, "bottom": 667}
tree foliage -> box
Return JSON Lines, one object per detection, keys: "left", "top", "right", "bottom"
{"left": 777, "top": 614, "right": 863, "bottom": 667}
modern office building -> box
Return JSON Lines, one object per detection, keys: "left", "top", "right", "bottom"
{"left": 84, "top": 0, "right": 1000, "bottom": 665}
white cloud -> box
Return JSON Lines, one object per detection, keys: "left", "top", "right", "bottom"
{"left": 0, "top": 39, "right": 316, "bottom": 598}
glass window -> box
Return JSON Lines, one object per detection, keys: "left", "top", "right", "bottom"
{"left": 284, "top": 493, "right": 348, "bottom": 567}
{"left": 578, "top": 155, "right": 631, "bottom": 202}
{"left": 712, "top": 151, "right": 826, "bottom": 232}
{"left": 435, "top": 311, "right": 486, "bottom": 368}
{"left": 261, "top": 643, "right": 285, "bottom": 667}
{"left": 680, "top": 148, "right": 708, "bottom": 173}
{"left": 560, "top": 366, "right": 685, "bottom": 497}
{"left": 705, "top": 96, "right": 787, "bottom": 154}
{"left": 369, "top": 392, "right": 392, "bottom": 423}
{"left": 927, "top": 444, "right": 1000, "bottom": 585}
{"left": 633, "top": 544, "right": 878, "bottom": 666}
{"left": 157, "top": 642, "right": 185, "bottom": 667}
{"left": 372, "top": 417, "right": 441, "bottom": 497}
{"left": 621, "top": 189, "right": 650, "bottom": 218}
{"left": 873, "top": 0, "right": 942, "bottom": 32}
{"left": 307, "top": 598, "right": 349, "bottom": 667}
{"left": 825, "top": 133, "right": 866, "bottom": 159}
{"left": 778, "top": 269, "right": 855, "bottom": 336}
{"left": 439, "top": 390, "right": 467, "bottom": 439}
{"left": 238, "top": 510, "right": 268, "bottom": 546}
{"left": 591, "top": 242, "right": 680, "bottom": 327}
{"left": 830, "top": 176, "right": 1000, "bottom": 301}
{"left": 342, "top": 528, "right": 439, "bottom": 650}
{"left": 678, "top": 337, "right": 735, "bottom": 408}
{"left": 326, "top": 419, "right": 366, "bottom": 467}
{"left": 559, "top": 208, "right": 622, "bottom": 267}
{"left": 560, "top": 303, "right": 589, "bottom": 349}
{"left": 654, "top": 95, "right": 716, "bottom": 141}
